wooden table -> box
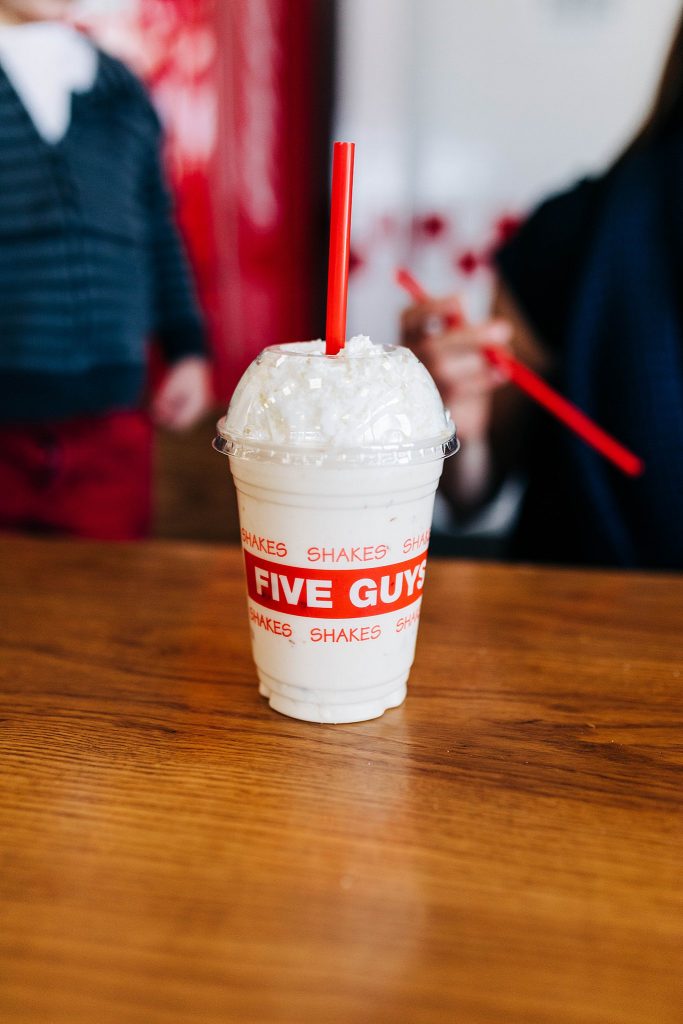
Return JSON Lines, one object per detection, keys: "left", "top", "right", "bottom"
{"left": 1, "top": 538, "right": 682, "bottom": 1024}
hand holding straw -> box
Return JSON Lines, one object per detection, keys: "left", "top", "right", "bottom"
{"left": 395, "top": 267, "right": 644, "bottom": 478}
{"left": 325, "top": 143, "right": 355, "bottom": 356}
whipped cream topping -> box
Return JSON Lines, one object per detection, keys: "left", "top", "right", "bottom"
{"left": 223, "top": 336, "right": 454, "bottom": 449}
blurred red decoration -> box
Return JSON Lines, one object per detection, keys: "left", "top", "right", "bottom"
{"left": 414, "top": 213, "right": 449, "bottom": 240}
{"left": 348, "top": 247, "right": 365, "bottom": 275}
{"left": 494, "top": 213, "right": 523, "bottom": 245}
{"left": 456, "top": 250, "right": 481, "bottom": 276}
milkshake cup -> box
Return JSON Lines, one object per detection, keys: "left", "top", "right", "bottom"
{"left": 213, "top": 335, "right": 458, "bottom": 724}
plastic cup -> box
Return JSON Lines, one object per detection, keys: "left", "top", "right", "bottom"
{"left": 213, "top": 341, "right": 458, "bottom": 724}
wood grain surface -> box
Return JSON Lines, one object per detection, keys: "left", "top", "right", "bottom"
{"left": 1, "top": 537, "right": 682, "bottom": 1024}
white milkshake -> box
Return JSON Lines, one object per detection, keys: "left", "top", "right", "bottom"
{"left": 214, "top": 336, "right": 458, "bottom": 723}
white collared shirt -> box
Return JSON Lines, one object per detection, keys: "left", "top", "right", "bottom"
{"left": 0, "top": 22, "right": 97, "bottom": 143}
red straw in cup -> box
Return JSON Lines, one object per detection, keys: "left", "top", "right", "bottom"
{"left": 395, "top": 267, "right": 644, "bottom": 478}
{"left": 326, "top": 142, "right": 355, "bottom": 356}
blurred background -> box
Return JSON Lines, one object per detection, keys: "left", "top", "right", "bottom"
{"left": 5, "top": 0, "right": 683, "bottom": 549}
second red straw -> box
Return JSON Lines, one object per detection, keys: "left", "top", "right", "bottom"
{"left": 325, "top": 142, "right": 355, "bottom": 356}
{"left": 395, "top": 267, "right": 644, "bottom": 478}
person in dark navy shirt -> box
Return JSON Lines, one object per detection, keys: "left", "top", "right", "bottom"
{"left": 402, "top": 11, "right": 683, "bottom": 570}
{"left": 0, "top": 0, "right": 211, "bottom": 539}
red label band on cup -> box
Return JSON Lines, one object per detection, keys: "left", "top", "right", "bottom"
{"left": 243, "top": 549, "right": 427, "bottom": 619}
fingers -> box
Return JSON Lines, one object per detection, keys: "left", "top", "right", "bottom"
{"left": 151, "top": 389, "right": 177, "bottom": 428}
{"left": 152, "top": 362, "right": 212, "bottom": 431}
{"left": 154, "top": 388, "right": 204, "bottom": 431}
{"left": 440, "top": 363, "right": 499, "bottom": 399}
{"left": 432, "top": 361, "right": 502, "bottom": 404}
{"left": 398, "top": 301, "right": 514, "bottom": 447}
{"left": 400, "top": 295, "right": 464, "bottom": 347}
{"left": 151, "top": 374, "right": 182, "bottom": 426}
{"left": 170, "top": 386, "right": 207, "bottom": 429}
{"left": 413, "top": 318, "right": 512, "bottom": 362}
{"left": 161, "top": 394, "right": 194, "bottom": 431}
{"left": 409, "top": 318, "right": 511, "bottom": 400}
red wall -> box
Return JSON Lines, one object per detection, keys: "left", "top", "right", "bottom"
{"left": 141, "top": 0, "right": 333, "bottom": 399}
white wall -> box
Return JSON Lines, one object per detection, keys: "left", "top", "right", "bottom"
{"left": 336, "top": 0, "right": 682, "bottom": 338}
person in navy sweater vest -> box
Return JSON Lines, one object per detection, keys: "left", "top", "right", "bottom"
{"left": 0, "top": 0, "right": 211, "bottom": 539}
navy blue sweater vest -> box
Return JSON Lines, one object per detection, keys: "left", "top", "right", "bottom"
{"left": 496, "top": 139, "right": 683, "bottom": 569}
{"left": 0, "top": 49, "right": 205, "bottom": 422}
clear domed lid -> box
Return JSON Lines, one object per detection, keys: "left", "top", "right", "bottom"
{"left": 213, "top": 337, "right": 458, "bottom": 466}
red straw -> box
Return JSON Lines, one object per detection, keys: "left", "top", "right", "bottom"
{"left": 396, "top": 267, "right": 435, "bottom": 307}
{"left": 325, "top": 142, "right": 355, "bottom": 356}
{"left": 395, "top": 267, "right": 644, "bottom": 478}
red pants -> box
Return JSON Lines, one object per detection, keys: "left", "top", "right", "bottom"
{"left": 0, "top": 411, "right": 153, "bottom": 541}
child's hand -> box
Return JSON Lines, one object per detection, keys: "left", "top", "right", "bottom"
{"left": 152, "top": 357, "right": 212, "bottom": 431}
